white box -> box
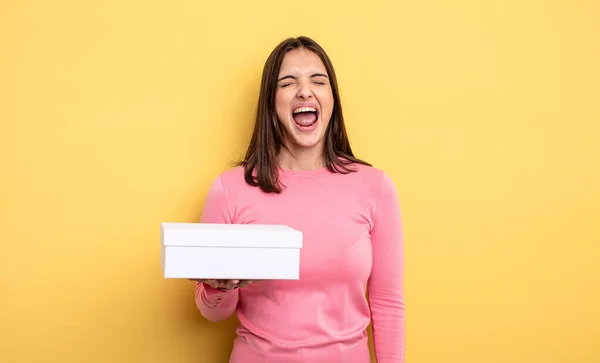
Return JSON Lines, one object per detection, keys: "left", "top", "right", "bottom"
{"left": 160, "top": 222, "right": 303, "bottom": 280}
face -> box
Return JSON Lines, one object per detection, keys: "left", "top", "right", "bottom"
{"left": 275, "top": 48, "right": 334, "bottom": 151}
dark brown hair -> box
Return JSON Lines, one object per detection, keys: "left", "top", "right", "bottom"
{"left": 238, "top": 36, "right": 371, "bottom": 193}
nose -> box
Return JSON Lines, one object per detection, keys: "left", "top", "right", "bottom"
{"left": 296, "top": 81, "right": 313, "bottom": 99}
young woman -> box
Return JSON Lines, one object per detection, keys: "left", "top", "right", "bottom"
{"left": 193, "top": 36, "right": 405, "bottom": 363}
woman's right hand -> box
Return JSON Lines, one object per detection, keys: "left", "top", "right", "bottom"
{"left": 190, "top": 279, "right": 259, "bottom": 290}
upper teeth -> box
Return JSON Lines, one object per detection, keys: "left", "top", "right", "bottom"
{"left": 293, "top": 107, "right": 317, "bottom": 113}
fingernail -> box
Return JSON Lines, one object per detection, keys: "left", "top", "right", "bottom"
{"left": 232, "top": 280, "right": 239, "bottom": 284}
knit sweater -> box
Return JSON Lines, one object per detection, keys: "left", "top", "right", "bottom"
{"left": 195, "top": 163, "right": 405, "bottom": 363}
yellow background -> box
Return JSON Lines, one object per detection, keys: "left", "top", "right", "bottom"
{"left": 1, "top": 1, "right": 598, "bottom": 362}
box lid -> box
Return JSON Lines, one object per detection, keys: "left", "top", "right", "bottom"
{"left": 160, "top": 222, "right": 303, "bottom": 248}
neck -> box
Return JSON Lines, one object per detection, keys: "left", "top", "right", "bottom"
{"left": 278, "top": 144, "right": 325, "bottom": 171}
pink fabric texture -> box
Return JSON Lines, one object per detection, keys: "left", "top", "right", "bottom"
{"left": 194, "top": 164, "right": 405, "bottom": 363}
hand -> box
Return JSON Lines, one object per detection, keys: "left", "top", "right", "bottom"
{"left": 189, "top": 279, "right": 261, "bottom": 290}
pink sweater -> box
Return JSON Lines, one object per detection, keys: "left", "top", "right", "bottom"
{"left": 195, "top": 164, "right": 405, "bottom": 363}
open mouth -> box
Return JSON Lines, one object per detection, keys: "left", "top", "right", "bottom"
{"left": 292, "top": 106, "right": 319, "bottom": 129}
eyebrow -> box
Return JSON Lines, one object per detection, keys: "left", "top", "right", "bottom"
{"left": 277, "top": 73, "right": 329, "bottom": 81}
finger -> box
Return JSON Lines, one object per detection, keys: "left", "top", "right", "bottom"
{"left": 238, "top": 280, "right": 257, "bottom": 288}
{"left": 214, "top": 280, "right": 228, "bottom": 289}
{"left": 226, "top": 280, "right": 240, "bottom": 290}
{"left": 190, "top": 279, "right": 208, "bottom": 284}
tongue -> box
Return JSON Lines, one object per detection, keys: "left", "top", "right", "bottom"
{"left": 293, "top": 112, "right": 317, "bottom": 126}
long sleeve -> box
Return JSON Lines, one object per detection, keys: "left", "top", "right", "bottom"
{"left": 194, "top": 175, "right": 239, "bottom": 321}
{"left": 368, "top": 173, "right": 405, "bottom": 363}
{"left": 195, "top": 282, "right": 238, "bottom": 321}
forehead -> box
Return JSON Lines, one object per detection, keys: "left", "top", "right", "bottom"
{"left": 278, "top": 48, "right": 327, "bottom": 75}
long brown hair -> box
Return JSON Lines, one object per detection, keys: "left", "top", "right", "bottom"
{"left": 238, "top": 36, "right": 371, "bottom": 193}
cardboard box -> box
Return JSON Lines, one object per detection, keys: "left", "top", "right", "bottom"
{"left": 160, "top": 222, "right": 303, "bottom": 280}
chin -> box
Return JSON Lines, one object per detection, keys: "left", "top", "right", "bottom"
{"left": 291, "top": 138, "right": 323, "bottom": 149}
{"left": 287, "top": 125, "right": 326, "bottom": 149}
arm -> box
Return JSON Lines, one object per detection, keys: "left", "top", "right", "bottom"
{"left": 194, "top": 175, "right": 239, "bottom": 321}
{"left": 368, "top": 172, "right": 405, "bottom": 363}
{"left": 195, "top": 283, "right": 239, "bottom": 322}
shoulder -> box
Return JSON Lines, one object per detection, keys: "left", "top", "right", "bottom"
{"left": 215, "top": 165, "right": 245, "bottom": 183}
{"left": 343, "top": 162, "right": 399, "bottom": 199}
{"left": 207, "top": 165, "right": 264, "bottom": 199}
{"left": 346, "top": 162, "right": 384, "bottom": 178}
{"left": 202, "top": 167, "right": 248, "bottom": 216}
{"left": 345, "top": 162, "right": 393, "bottom": 185}
{"left": 207, "top": 166, "right": 246, "bottom": 191}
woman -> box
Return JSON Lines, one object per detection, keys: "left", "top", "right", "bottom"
{"left": 193, "top": 36, "right": 405, "bottom": 363}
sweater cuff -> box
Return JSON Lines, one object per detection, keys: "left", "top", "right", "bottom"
{"left": 201, "top": 283, "right": 233, "bottom": 308}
